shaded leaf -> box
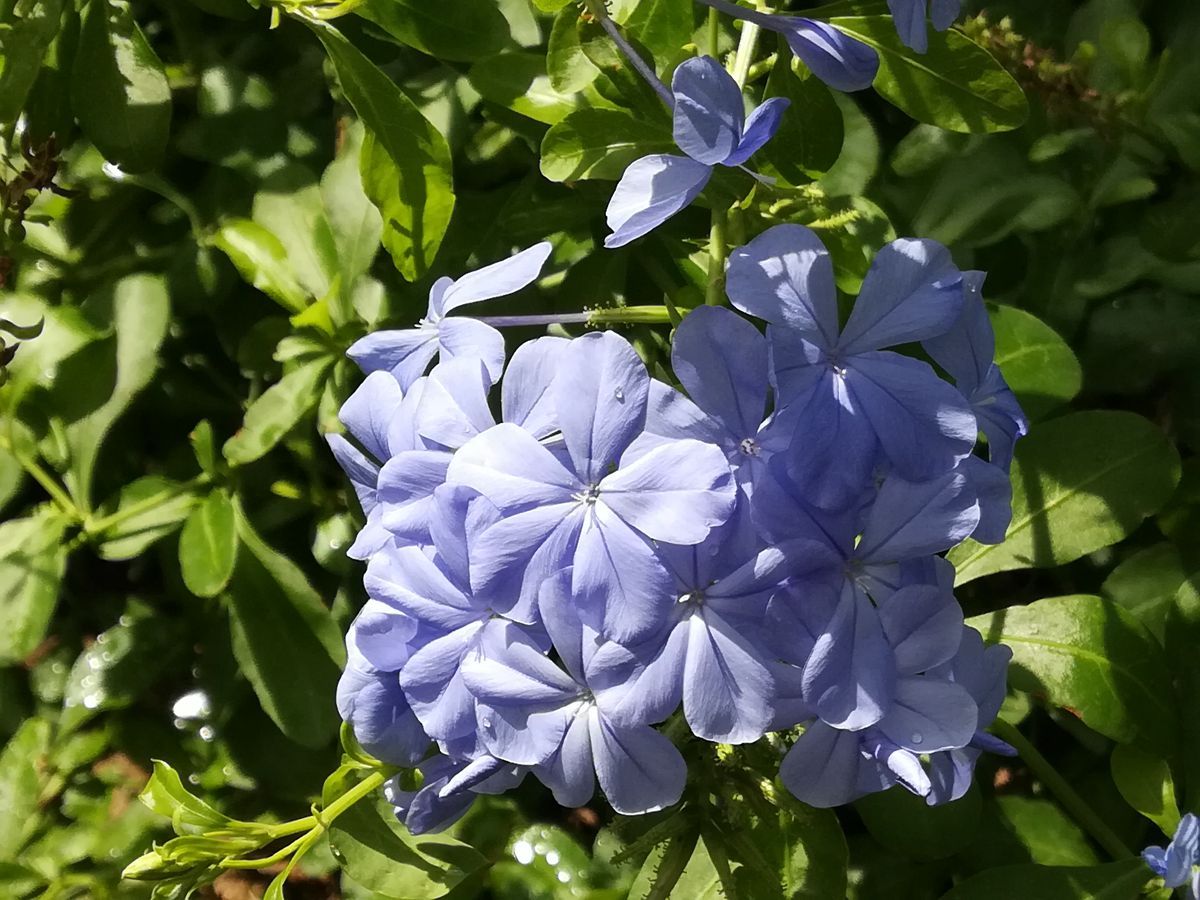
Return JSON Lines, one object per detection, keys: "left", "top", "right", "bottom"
{"left": 939, "top": 859, "right": 1150, "bottom": 900}
{"left": 222, "top": 356, "right": 334, "bottom": 467}
{"left": 541, "top": 107, "right": 674, "bottom": 182}
{"left": 0, "top": 508, "right": 70, "bottom": 665}
{"left": 967, "top": 594, "right": 1177, "bottom": 753}
{"left": 179, "top": 489, "right": 238, "bottom": 599}
{"left": 94, "top": 475, "right": 197, "bottom": 561}
{"left": 949, "top": 411, "right": 1181, "bottom": 583}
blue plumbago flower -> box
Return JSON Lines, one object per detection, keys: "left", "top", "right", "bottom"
{"left": 326, "top": 371, "right": 408, "bottom": 560}
{"left": 727, "top": 223, "right": 977, "bottom": 510}
{"left": 364, "top": 485, "right": 542, "bottom": 745}
{"left": 593, "top": 513, "right": 840, "bottom": 744}
{"left": 605, "top": 56, "right": 789, "bottom": 249}
{"left": 384, "top": 754, "right": 524, "bottom": 835}
{"left": 888, "top": 0, "right": 962, "bottom": 53}
{"left": 336, "top": 600, "right": 429, "bottom": 766}
{"left": 924, "top": 627, "right": 1015, "bottom": 805}
{"left": 447, "top": 331, "right": 737, "bottom": 643}
{"left": 329, "top": 238, "right": 1027, "bottom": 827}
{"left": 925, "top": 272, "right": 1029, "bottom": 543}
{"left": 1143, "top": 814, "right": 1200, "bottom": 891}
{"left": 693, "top": 0, "right": 879, "bottom": 92}
{"left": 347, "top": 242, "right": 552, "bottom": 388}
{"left": 641, "top": 305, "right": 788, "bottom": 498}
{"left": 461, "top": 573, "right": 687, "bottom": 815}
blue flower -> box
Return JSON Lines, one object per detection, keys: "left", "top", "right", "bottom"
{"left": 336, "top": 600, "right": 429, "bottom": 766}
{"left": 727, "top": 223, "right": 977, "bottom": 509}
{"left": 447, "top": 331, "right": 737, "bottom": 643}
{"left": 384, "top": 754, "right": 523, "bottom": 835}
{"left": 605, "top": 56, "right": 789, "bottom": 248}
{"left": 888, "top": 0, "right": 962, "bottom": 54}
{"left": 461, "top": 574, "right": 687, "bottom": 815}
{"left": 347, "top": 242, "right": 552, "bottom": 388}
{"left": 694, "top": 0, "right": 879, "bottom": 92}
{"left": 592, "top": 511, "right": 840, "bottom": 744}
{"left": 642, "top": 305, "right": 788, "bottom": 498}
{"left": 1143, "top": 813, "right": 1200, "bottom": 890}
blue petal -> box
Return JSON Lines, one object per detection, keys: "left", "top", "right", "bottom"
{"left": 436, "top": 242, "right": 552, "bottom": 315}
{"left": 590, "top": 717, "right": 687, "bottom": 815}
{"left": 877, "top": 676, "right": 977, "bottom": 753}
{"left": 922, "top": 272, "right": 993, "bottom": 393}
{"left": 415, "top": 358, "right": 496, "bottom": 450}
{"left": 347, "top": 326, "right": 439, "bottom": 389}
{"left": 671, "top": 56, "right": 745, "bottom": 166}
{"left": 839, "top": 237, "right": 963, "bottom": 354}
{"left": 844, "top": 351, "right": 977, "bottom": 482}
{"left": 856, "top": 469, "right": 980, "bottom": 563}
{"left": 779, "top": 720, "right": 874, "bottom": 808}
{"left": 802, "top": 582, "right": 896, "bottom": 730}
{"left": 337, "top": 650, "right": 428, "bottom": 766}
{"left": 724, "top": 97, "right": 790, "bottom": 166}
{"left": 672, "top": 305, "right": 769, "bottom": 444}
{"left": 398, "top": 621, "right": 486, "bottom": 742}
{"left": 878, "top": 584, "right": 964, "bottom": 675}
{"left": 780, "top": 19, "right": 879, "bottom": 93}
{"left": 957, "top": 455, "right": 1013, "bottom": 545}
{"left": 605, "top": 154, "right": 712, "bottom": 248}
{"left": 726, "top": 224, "right": 840, "bottom": 347}
{"left": 535, "top": 710, "right": 596, "bottom": 807}
{"left": 436, "top": 317, "right": 506, "bottom": 387}
{"left": 501, "top": 335, "right": 570, "bottom": 438}
{"left": 339, "top": 370, "right": 404, "bottom": 461}
{"left": 931, "top": 0, "right": 961, "bottom": 31}
{"left": 683, "top": 609, "right": 775, "bottom": 743}
{"left": 888, "top": 0, "right": 929, "bottom": 53}
{"left": 554, "top": 331, "right": 651, "bottom": 483}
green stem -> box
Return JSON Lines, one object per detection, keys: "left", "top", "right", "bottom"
{"left": 993, "top": 720, "right": 1134, "bottom": 860}
{"left": 82, "top": 473, "right": 212, "bottom": 536}
{"left": 221, "top": 770, "right": 388, "bottom": 870}
{"left": 588, "top": 305, "right": 674, "bottom": 326}
{"left": 705, "top": 215, "right": 728, "bottom": 306}
{"left": 0, "top": 433, "right": 80, "bottom": 518}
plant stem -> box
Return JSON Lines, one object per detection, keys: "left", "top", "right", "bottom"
{"left": 82, "top": 473, "right": 212, "bottom": 536}
{"left": 221, "top": 770, "right": 388, "bottom": 870}
{"left": 0, "top": 433, "right": 80, "bottom": 518}
{"left": 993, "top": 719, "right": 1134, "bottom": 860}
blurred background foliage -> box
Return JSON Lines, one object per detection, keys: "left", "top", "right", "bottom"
{"left": 0, "top": 0, "right": 1197, "bottom": 896}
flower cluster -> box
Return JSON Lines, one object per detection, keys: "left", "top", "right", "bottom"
{"left": 328, "top": 219, "right": 1026, "bottom": 832}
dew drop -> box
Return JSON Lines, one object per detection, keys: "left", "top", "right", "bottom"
{"left": 199, "top": 725, "right": 216, "bottom": 742}
{"left": 557, "top": 870, "right": 571, "bottom": 883}
{"left": 512, "top": 840, "right": 534, "bottom": 865}
{"left": 911, "top": 732, "right": 923, "bottom": 745}
{"left": 613, "top": 387, "right": 624, "bottom": 401}
{"left": 82, "top": 693, "right": 104, "bottom": 709}
{"left": 545, "top": 850, "right": 560, "bottom": 866}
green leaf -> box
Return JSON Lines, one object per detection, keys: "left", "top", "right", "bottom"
{"left": 226, "top": 501, "right": 344, "bottom": 747}
{"left": 71, "top": 0, "right": 172, "bottom": 172}
{"left": 325, "top": 769, "right": 488, "bottom": 898}
{"left": 0, "top": 508, "right": 70, "bottom": 665}
{"left": 948, "top": 411, "right": 1181, "bottom": 584}
{"left": 992, "top": 796, "right": 1099, "bottom": 867}
{"left": 761, "top": 52, "right": 844, "bottom": 183}
{"left": 624, "top": 0, "right": 694, "bottom": 60}
{"left": 60, "top": 598, "right": 184, "bottom": 731}
{"left": 547, "top": 7, "right": 600, "bottom": 94}
{"left": 179, "top": 489, "right": 238, "bottom": 599}
{"left": 627, "top": 829, "right": 704, "bottom": 899}
{"left": 93, "top": 475, "right": 197, "bottom": 561}
{"left": 310, "top": 19, "right": 455, "bottom": 282}
{"left": 321, "top": 121, "right": 382, "bottom": 321}
{"left": 54, "top": 274, "right": 171, "bottom": 510}
{"left": 210, "top": 219, "right": 311, "bottom": 313}
{"left": 966, "top": 595, "right": 1177, "bottom": 753}
{"left": 251, "top": 164, "right": 339, "bottom": 304}
{"left": 856, "top": 784, "right": 980, "bottom": 861}
{"left": 0, "top": 718, "right": 51, "bottom": 860}
{"left": 1101, "top": 543, "right": 1190, "bottom": 641}
{"left": 830, "top": 16, "right": 1028, "bottom": 133}
{"left": 541, "top": 107, "right": 674, "bottom": 182}
{"left": 222, "top": 356, "right": 334, "bottom": 467}
{"left": 469, "top": 51, "right": 583, "bottom": 125}
{"left": 1110, "top": 744, "right": 1181, "bottom": 834}
{"left": 0, "top": 0, "right": 64, "bottom": 124}
{"left": 356, "top": 0, "right": 509, "bottom": 61}
{"left": 138, "top": 760, "right": 232, "bottom": 833}
{"left": 988, "top": 304, "right": 1082, "bottom": 422}
{"left": 939, "top": 859, "right": 1150, "bottom": 900}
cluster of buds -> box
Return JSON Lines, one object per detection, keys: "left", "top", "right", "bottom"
{"left": 0, "top": 133, "right": 75, "bottom": 289}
